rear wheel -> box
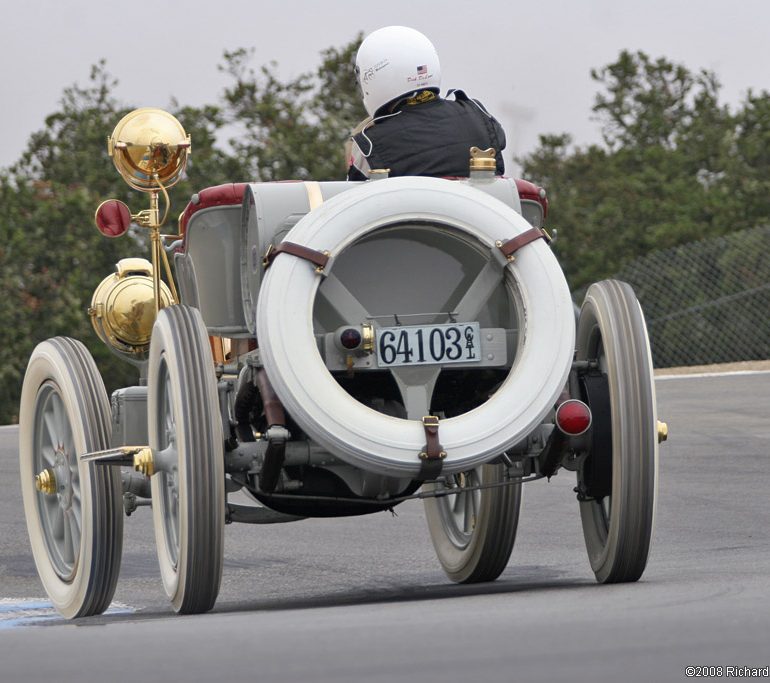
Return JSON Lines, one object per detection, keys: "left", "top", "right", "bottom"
{"left": 424, "top": 464, "right": 521, "bottom": 583}
{"left": 19, "top": 338, "right": 123, "bottom": 618}
{"left": 576, "top": 280, "right": 658, "bottom": 583}
{"left": 148, "top": 305, "right": 224, "bottom": 613}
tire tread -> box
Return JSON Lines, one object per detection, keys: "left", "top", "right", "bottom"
{"left": 577, "top": 280, "right": 657, "bottom": 584}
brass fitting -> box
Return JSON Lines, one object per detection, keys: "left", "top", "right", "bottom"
{"left": 469, "top": 146, "right": 496, "bottom": 172}
{"left": 657, "top": 421, "right": 669, "bottom": 443}
{"left": 35, "top": 468, "right": 57, "bottom": 495}
{"left": 361, "top": 322, "right": 375, "bottom": 353}
{"left": 133, "top": 448, "right": 155, "bottom": 477}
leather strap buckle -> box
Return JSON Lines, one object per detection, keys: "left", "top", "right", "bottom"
{"left": 262, "top": 244, "right": 275, "bottom": 268}
{"left": 263, "top": 241, "right": 330, "bottom": 273}
{"left": 418, "top": 415, "right": 446, "bottom": 481}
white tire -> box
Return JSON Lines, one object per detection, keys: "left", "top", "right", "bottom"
{"left": 148, "top": 305, "right": 224, "bottom": 613}
{"left": 576, "top": 280, "right": 658, "bottom": 583}
{"left": 424, "top": 464, "right": 521, "bottom": 582}
{"left": 19, "top": 338, "right": 123, "bottom": 618}
{"left": 257, "top": 176, "right": 574, "bottom": 477}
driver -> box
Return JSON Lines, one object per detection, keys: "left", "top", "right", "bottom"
{"left": 347, "top": 26, "right": 507, "bottom": 180}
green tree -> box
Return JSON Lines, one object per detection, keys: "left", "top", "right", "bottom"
{"left": 220, "top": 36, "right": 366, "bottom": 181}
{"left": 1, "top": 37, "right": 365, "bottom": 423}
{"left": 0, "top": 63, "right": 137, "bottom": 421}
{"left": 0, "top": 66, "right": 237, "bottom": 424}
{"left": 519, "top": 50, "right": 745, "bottom": 290}
{"left": 590, "top": 50, "right": 724, "bottom": 151}
{"left": 519, "top": 50, "right": 770, "bottom": 367}
{"left": 724, "top": 90, "right": 770, "bottom": 230}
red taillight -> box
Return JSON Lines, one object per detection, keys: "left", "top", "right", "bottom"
{"left": 339, "top": 328, "right": 362, "bottom": 350}
{"left": 556, "top": 399, "right": 592, "bottom": 436}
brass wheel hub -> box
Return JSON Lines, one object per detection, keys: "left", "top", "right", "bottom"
{"left": 133, "top": 447, "right": 155, "bottom": 477}
{"left": 35, "top": 468, "right": 57, "bottom": 496}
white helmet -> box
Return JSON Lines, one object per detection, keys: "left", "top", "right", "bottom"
{"left": 355, "top": 26, "right": 441, "bottom": 117}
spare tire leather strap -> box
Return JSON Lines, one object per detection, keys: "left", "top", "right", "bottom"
{"left": 418, "top": 415, "right": 446, "bottom": 481}
{"left": 263, "top": 242, "right": 330, "bottom": 272}
{"left": 498, "top": 227, "right": 550, "bottom": 261}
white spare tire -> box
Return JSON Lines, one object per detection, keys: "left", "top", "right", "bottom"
{"left": 256, "top": 176, "right": 574, "bottom": 477}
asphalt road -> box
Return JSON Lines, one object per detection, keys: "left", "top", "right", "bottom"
{"left": 1, "top": 372, "right": 769, "bottom": 683}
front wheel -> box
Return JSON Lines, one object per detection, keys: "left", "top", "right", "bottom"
{"left": 576, "top": 280, "right": 658, "bottom": 583}
{"left": 148, "top": 305, "right": 225, "bottom": 613}
{"left": 424, "top": 464, "right": 521, "bottom": 583}
{"left": 19, "top": 338, "right": 123, "bottom": 618}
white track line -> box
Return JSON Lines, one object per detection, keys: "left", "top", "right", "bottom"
{"left": 656, "top": 370, "right": 770, "bottom": 381}
{"left": 0, "top": 598, "right": 134, "bottom": 628}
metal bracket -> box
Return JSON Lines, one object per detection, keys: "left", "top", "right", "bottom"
{"left": 80, "top": 445, "right": 146, "bottom": 466}
{"left": 265, "top": 425, "right": 291, "bottom": 443}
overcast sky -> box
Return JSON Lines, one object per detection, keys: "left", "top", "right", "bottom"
{"left": 1, "top": 0, "right": 768, "bottom": 173}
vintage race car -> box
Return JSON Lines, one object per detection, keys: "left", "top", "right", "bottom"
{"left": 19, "top": 108, "right": 666, "bottom": 617}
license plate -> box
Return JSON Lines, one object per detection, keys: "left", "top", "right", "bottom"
{"left": 376, "top": 322, "right": 482, "bottom": 368}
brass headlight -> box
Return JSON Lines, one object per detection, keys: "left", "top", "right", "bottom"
{"left": 90, "top": 258, "right": 173, "bottom": 362}
{"left": 108, "top": 108, "right": 190, "bottom": 193}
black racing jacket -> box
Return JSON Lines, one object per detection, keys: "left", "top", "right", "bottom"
{"left": 348, "top": 91, "right": 506, "bottom": 180}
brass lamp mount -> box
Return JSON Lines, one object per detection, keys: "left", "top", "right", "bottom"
{"left": 94, "top": 108, "right": 191, "bottom": 314}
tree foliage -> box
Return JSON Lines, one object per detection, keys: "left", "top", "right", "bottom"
{"left": 519, "top": 50, "right": 770, "bottom": 290}
{"left": 0, "top": 39, "right": 364, "bottom": 423}
{"left": 2, "top": 44, "right": 769, "bottom": 421}
{"left": 1, "top": 64, "right": 136, "bottom": 422}
{"left": 219, "top": 37, "right": 365, "bottom": 181}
